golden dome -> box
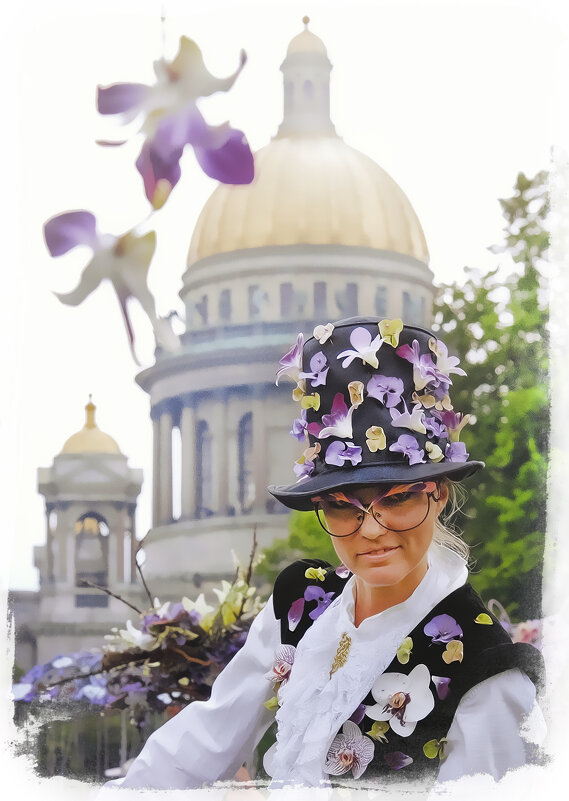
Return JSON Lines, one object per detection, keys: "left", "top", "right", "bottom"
{"left": 61, "top": 399, "right": 122, "bottom": 455}
{"left": 188, "top": 136, "right": 429, "bottom": 265}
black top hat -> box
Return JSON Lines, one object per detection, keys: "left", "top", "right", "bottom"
{"left": 268, "top": 317, "right": 484, "bottom": 511}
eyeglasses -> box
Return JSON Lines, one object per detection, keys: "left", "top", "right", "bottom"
{"left": 312, "top": 482, "right": 440, "bottom": 537}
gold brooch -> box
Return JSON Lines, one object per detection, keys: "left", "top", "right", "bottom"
{"left": 330, "top": 632, "right": 352, "bottom": 678}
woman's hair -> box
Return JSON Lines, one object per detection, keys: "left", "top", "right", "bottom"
{"left": 433, "top": 478, "right": 470, "bottom": 562}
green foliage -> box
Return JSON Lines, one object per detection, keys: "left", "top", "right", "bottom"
{"left": 256, "top": 511, "right": 339, "bottom": 585}
{"left": 433, "top": 170, "right": 549, "bottom": 618}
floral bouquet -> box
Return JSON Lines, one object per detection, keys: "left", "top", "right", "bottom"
{"left": 13, "top": 548, "right": 265, "bottom": 730}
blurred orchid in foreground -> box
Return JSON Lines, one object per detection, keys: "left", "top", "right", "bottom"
{"left": 44, "top": 210, "right": 180, "bottom": 364}
{"left": 97, "top": 37, "right": 254, "bottom": 208}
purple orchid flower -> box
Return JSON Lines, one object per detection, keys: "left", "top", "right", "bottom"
{"left": 440, "top": 411, "right": 471, "bottom": 443}
{"left": 43, "top": 211, "right": 180, "bottom": 364}
{"left": 429, "top": 338, "right": 467, "bottom": 378}
{"left": 389, "top": 434, "right": 425, "bottom": 465}
{"left": 337, "top": 327, "right": 382, "bottom": 369}
{"left": 290, "top": 410, "right": 308, "bottom": 441}
{"left": 335, "top": 564, "right": 351, "bottom": 578}
{"left": 445, "top": 442, "right": 469, "bottom": 462}
{"left": 293, "top": 458, "right": 315, "bottom": 481}
{"left": 424, "top": 416, "right": 447, "bottom": 439}
{"left": 311, "top": 393, "right": 356, "bottom": 439}
{"left": 390, "top": 401, "right": 427, "bottom": 434}
{"left": 384, "top": 751, "right": 414, "bottom": 770}
{"left": 431, "top": 675, "right": 451, "bottom": 700}
{"left": 299, "top": 351, "right": 329, "bottom": 387}
{"left": 288, "top": 597, "right": 305, "bottom": 631}
{"left": 304, "top": 585, "right": 336, "bottom": 619}
{"left": 424, "top": 614, "right": 463, "bottom": 643}
{"left": 97, "top": 37, "right": 253, "bottom": 208}
{"left": 276, "top": 333, "right": 304, "bottom": 385}
{"left": 366, "top": 374, "right": 404, "bottom": 408}
{"left": 325, "top": 440, "right": 363, "bottom": 467}
{"left": 397, "top": 340, "right": 453, "bottom": 399}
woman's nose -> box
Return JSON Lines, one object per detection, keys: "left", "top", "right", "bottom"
{"left": 359, "top": 510, "right": 388, "bottom": 539}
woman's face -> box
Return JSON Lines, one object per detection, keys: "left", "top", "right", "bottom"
{"left": 329, "top": 483, "right": 449, "bottom": 591}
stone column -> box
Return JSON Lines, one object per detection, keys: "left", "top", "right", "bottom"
{"left": 210, "top": 391, "right": 228, "bottom": 514}
{"left": 180, "top": 403, "right": 196, "bottom": 518}
{"left": 152, "top": 417, "right": 160, "bottom": 526}
{"left": 46, "top": 504, "right": 55, "bottom": 584}
{"left": 159, "top": 411, "right": 173, "bottom": 524}
{"left": 252, "top": 388, "right": 268, "bottom": 514}
{"left": 129, "top": 510, "right": 137, "bottom": 585}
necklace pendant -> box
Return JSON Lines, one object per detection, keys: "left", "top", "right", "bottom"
{"left": 330, "top": 632, "right": 352, "bottom": 679}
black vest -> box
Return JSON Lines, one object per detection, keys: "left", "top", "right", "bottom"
{"left": 272, "top": 559, "right": 544, "bottom": 785}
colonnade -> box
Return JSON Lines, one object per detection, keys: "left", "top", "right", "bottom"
{"left": 151, "top": 390, "right": 270, "bottom": 527}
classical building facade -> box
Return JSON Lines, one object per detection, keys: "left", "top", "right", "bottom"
{"left": 137, "top": 21, "right": 434, "bottom": 598}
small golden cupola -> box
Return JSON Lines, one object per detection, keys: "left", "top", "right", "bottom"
{"left": 60, "top": 397, "right": 122, "bottom": 455}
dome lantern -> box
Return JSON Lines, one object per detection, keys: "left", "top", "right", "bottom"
{"left": 277, "top": 17, "right": 336, "bottom": 138}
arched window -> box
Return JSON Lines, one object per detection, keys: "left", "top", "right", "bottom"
{"left": 375, "top": 285, "right": 387, "bottom": 317}
{"left": 196, "top": 421, "right": 213, "bottom": 518}
{"left": 314, "top": 281, "right": 327, "bottom": 317}
{"left": 238, "top": 412, "right": 254, "bottom": 513}
{"left": 74, "top": 512, "right": 109, "bottom": 607}
{"left": 403, "top": 292, "right": 425, "bottom": 326}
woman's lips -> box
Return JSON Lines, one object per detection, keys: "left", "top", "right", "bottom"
{"left": 358, "top": 545, "right": 400, "bottom": 558}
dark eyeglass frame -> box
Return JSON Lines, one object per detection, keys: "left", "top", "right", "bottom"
{"left": 313, "top": 485, "right": 441, "bottom": 537}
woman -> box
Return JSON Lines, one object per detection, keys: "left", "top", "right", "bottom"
{"left": 103, "top": 317, "right": 544, "bottom": 791}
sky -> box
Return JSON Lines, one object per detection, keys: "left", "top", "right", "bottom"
{"left": 1, "top": 0, "right": 567, "bottom": 594}
{"left": 1, "top": 0, "right": 569, "bottom": 796}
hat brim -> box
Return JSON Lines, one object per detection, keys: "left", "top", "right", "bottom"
{"left": 268, "top": 460, "right": 485, "bottom": 512}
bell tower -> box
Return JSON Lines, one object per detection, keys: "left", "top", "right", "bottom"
{"left": 33, "top": 399, "right": 144, "bottom": 663}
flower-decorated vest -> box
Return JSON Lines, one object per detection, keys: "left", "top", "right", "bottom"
{"left": 272, "top": 559, "right": 544, "bottom": 784}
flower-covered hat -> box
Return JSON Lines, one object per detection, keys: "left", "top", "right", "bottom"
{"left": 268, "top": 316, "right": 484, "bottom": 511}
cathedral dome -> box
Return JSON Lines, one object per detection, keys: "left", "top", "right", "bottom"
{"left": 61, "top": 400, "right": 122, "bottom": 455}
{"left": 187, "top": 19, "right": 428, "bottom": 267}
{"left": 187, "top": 136, "right": 428, "bottom": 265}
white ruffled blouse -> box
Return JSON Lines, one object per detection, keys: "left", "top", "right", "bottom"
{"left": 102, "top": 545, "right": 543, "bottom": 791}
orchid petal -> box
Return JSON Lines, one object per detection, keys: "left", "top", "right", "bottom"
{"left": 424, "top": 614, "right": 463, "bottom": 643}
{"left": 170, "top": 37, "right": 247, "bottom": 98}
{"left": 54, "top": 257, "right": 104, "bottom": 307}
{"left": 194, "top": 127, "right": 254, "bottom": 185}
{"left": 97, "top": 82, "right": 150, "bottom": 115}
{"left": 304, "top": 567, "right": 326, "bottom": 581}
{"left": 366, "top": 425, "right": 386, "bottom": 452}
{"left": 475, "top": 613, "right": 493, "bottom": 625}
{"left": 136, "top": 140, "right": 181, "bottom": 209}
{"left": 425, "top": 442, "right": 444, "bottom": 462}
{"left": 431, "top": 675, "right": 451, "bottom": 701}
{"left": 384, "top": 751, "right": 413, "bottom": 770}
{"left": 378, "top": 318, "right": 404, "bottom": 347}
{"left": 313, "top": 322, "right": 334, "bottom": 343}
{"left": 396, "top": 637, "right": 413, "bottom": 664}
{"left": 442, "top": 640, "right": 464, "bottom": 664}
{"left": 288, "top": 598, "right": 305, "bottom": 631}
{"left": 44, "top": 211, "right": 100, "bottom": 256}
{"left": 348, "top": 380, "right": 364, "bottom": 408}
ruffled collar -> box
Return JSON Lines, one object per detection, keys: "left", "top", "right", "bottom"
{"left": 265, "top": 545, "right": 467, "bottom": 787}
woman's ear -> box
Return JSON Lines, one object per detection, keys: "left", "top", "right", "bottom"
{"left": 436, "top": 481, "right": 449, "bottom": 516}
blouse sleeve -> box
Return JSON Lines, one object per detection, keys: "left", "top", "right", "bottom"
{"left": 100, "top": 598, "right": 281, "bottom": 791}
{"left": 436, "top": 668, "right": 546, "bottom": 783}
